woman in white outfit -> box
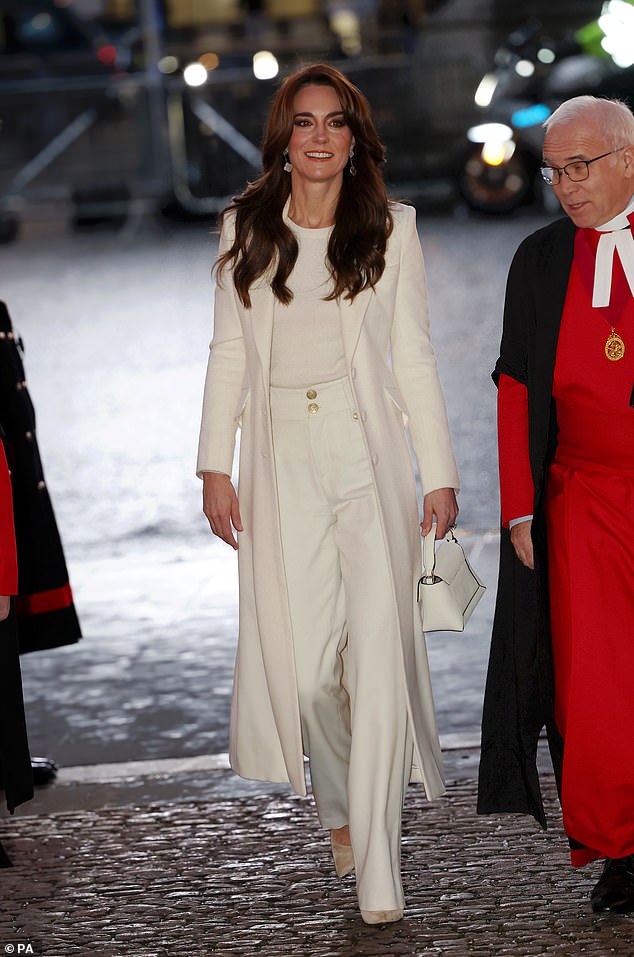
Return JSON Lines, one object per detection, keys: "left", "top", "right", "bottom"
{"left": 197, "top": 63, "right": 459, "bottom": 925}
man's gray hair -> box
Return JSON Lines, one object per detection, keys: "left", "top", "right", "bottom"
{"left": 543, "top": 95, "right": 634, "bottom": 149}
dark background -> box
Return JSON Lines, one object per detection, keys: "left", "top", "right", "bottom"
{"left": 0, "top": 0, "right": 625, "bottom": 236}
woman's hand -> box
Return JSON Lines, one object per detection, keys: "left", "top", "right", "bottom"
{"left": 202, "top": 472, "right": 243, "bottom": 550}
{"left": 421, "top": 487, "right": 459, "bottom": 539}
{"left": 510, "top": 519, "right": 534, "bottom": 570}
{"left": 0, "top": 595, "right": 10, "bottom": 622}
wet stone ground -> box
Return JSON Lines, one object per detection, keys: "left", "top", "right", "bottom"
{"left": 1, "top": 778, "right": 634, "bottom": 957}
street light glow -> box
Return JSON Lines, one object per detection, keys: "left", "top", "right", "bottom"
{"left": 467, "top": 123, "right": 513, "bottom": 144}
{"left": 253, "top": 51, "right": 279, "bottom": 80}
{"left": 199, "top": 52, "right": 220, "bottom": 72}
{"left": 537, "top": 47, "right": 556, "bottom": 64}
{"left": 482, "top": 139, "right": 516, "bottom": 167}
{"left": 515, "top": 59, "right": 536, "bottom": 77}
{"left": 158, "top": 56, "right": 179, "bottom": 74}
{"left": 474, "top": 73, "right": 498, "bottom": 108}
{"left": 598, "top": 0, "right": 634, "bottom": 67}
{"left": 183, "top": 63, "right": 208, "bottom": 87}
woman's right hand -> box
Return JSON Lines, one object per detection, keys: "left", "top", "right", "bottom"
{"left": 202, "top": 472, "right": 243, "bottom": 550}
{"left": 0, "top": 595, "right": 10, "bottom": 621}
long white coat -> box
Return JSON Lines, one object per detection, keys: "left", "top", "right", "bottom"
{"left": 197, "top": 203, "right": 460, "bottom": 801}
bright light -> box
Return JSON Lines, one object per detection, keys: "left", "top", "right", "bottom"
{"left": 515, "top": 59, "right": 536, "bottom": 77}
{"left": 183, "top": 63, "right": 208, "bottom": 87}
{"left": 482, "top": 139, "right": 516, "bottom": 167}
{"left": 199, "top": 52, "right": 219, "bottom": 71}
{"left": 253, "top": 51, "right": 279, "bottom": 81}
{"left": 482, "top": 142, "right": 506, "bottom": 166}
{"left": 474, "top": 73, "right": 498, "bottom": 108}
{"left": 330, "top": 9, "right": 362, "bottom": 56}
{"left": 537, "top": 47, "right": 556, "bottom": 64}
{"left": 467, "top": 123, "right": 513, "bottom": 144}
{"left": 598, "top": 1, "right": 634, "bottom": 67}
{"left": 158, "top": 56, "right": 179, "bottom": 74}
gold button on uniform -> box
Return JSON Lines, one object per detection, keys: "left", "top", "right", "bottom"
{"left": 306, "top": 389, "right": 317, "bottom": 400}
{"left": 308, "top": 403, "right": 319, "bottom": 414}
{"left": 352, "top": 412, "right": 359, "bottom": 420}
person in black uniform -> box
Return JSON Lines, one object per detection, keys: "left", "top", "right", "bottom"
{"left": 0, "top": 301, "right": 81, "bottom": 786}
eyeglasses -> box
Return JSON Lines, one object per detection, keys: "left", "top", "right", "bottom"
{"left": 540, "top": 147, "right": 626, "bottom": 186}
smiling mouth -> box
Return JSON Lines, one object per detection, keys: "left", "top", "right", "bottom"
{"left": 305, "top": 151, "right": 334, "bottom": 159}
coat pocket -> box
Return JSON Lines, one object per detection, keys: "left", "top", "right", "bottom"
{"left": 236, "top": 386, "right": 250, "bottom": 424}
{"left": 384, "top": 384, "right": 409, "bottom": 420}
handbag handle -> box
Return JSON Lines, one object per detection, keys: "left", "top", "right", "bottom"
{"left": 421, "top": 527, "right": 437, "bottom": 583}
{"left": 421, "top": 526, "right": 459, "bottom": 583}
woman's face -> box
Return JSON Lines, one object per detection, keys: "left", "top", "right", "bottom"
{"left": 287, "top": 84, "right": 354, "bottom": 187}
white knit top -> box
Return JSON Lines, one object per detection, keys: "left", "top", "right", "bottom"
{"left": 270, "top": 218, "right": 346, "bottom": 388}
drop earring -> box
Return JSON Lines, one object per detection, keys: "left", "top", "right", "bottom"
{"left": 283, "top": 149, "right": 292, "bottom": 173}
{"left": 348, "top": 146, "right": 356, "bottom": 176}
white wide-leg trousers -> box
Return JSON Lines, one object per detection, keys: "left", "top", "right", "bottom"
{"left": 270, "top": 376, "right": 413, "bottom": 913}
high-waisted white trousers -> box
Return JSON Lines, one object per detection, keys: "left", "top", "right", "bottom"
{"left": 270, "top": 376, "right": 413, "bottom": 912}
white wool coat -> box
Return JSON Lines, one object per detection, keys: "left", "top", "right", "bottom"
{"left": 197, "top": 203, "right": 460, "bottom": 800}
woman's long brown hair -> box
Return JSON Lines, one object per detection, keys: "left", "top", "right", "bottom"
{"left": 216, "top": 63, "right": 393, "bottom": 308}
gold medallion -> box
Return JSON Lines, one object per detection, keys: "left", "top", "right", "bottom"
{"left": 605, "top": 329, "right": 625, "bottom": 361}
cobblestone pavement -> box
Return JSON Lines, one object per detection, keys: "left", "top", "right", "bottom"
{"left": 1, "top": 775, "right": 633, "bottom": 957}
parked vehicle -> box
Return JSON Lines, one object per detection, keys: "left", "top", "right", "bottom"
{"left": 454, "top": 14, "right": 634, "bottom": 213}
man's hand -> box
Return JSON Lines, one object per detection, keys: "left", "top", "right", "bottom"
{"left": 202, "top": 472, "right": 243, "bottom": 550}
{"left": 510, "top": 519, "right": 534, "bottom": 569}
{"left": 421, "top": 487, "right": 459, "bottom": 540}
{"left": 0, "top": 595, "right": 10, "bottom": 621}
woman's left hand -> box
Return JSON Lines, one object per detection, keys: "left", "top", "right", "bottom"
{"left": 421, "top": 488, "right": 458, "bottom": 539}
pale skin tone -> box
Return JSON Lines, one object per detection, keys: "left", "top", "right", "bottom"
{"left": 542, "top": 111, "right": 634, "bottom": 230}
{"left": 510, "top": 109, "right": 634, "bottom": 571}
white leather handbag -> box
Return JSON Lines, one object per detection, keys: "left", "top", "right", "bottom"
{"left": 417, "top": 528, "right": 486, "bottom": 633}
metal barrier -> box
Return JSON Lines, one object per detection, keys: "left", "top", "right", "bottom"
{"left": 0, "top": 44, "right": 485, "bottom": 239}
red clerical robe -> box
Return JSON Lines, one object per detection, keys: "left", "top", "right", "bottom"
{"left": 498, "top": 225, "right": 634, "bottom": 866}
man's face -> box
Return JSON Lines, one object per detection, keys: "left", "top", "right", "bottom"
{"left": 543, "top": 116, "right": 633, "bottom": 228}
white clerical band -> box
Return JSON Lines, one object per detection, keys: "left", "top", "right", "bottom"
{"left": 592, "top": 227, "right": 634, "bottom": 307}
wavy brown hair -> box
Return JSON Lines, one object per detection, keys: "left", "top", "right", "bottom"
{"left": 216, "top": 63, "right": 393, "bottom": 308}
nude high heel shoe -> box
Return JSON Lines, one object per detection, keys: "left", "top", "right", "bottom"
{"left": 330, "top": 833, "right": 355, "bottom": 878}
{"left": 360, "top": 908, "right": 404, "bottom": 925}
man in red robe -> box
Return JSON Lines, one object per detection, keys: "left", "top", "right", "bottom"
{"left": 478, "top": 96, "right": 634, "bottom": 913}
